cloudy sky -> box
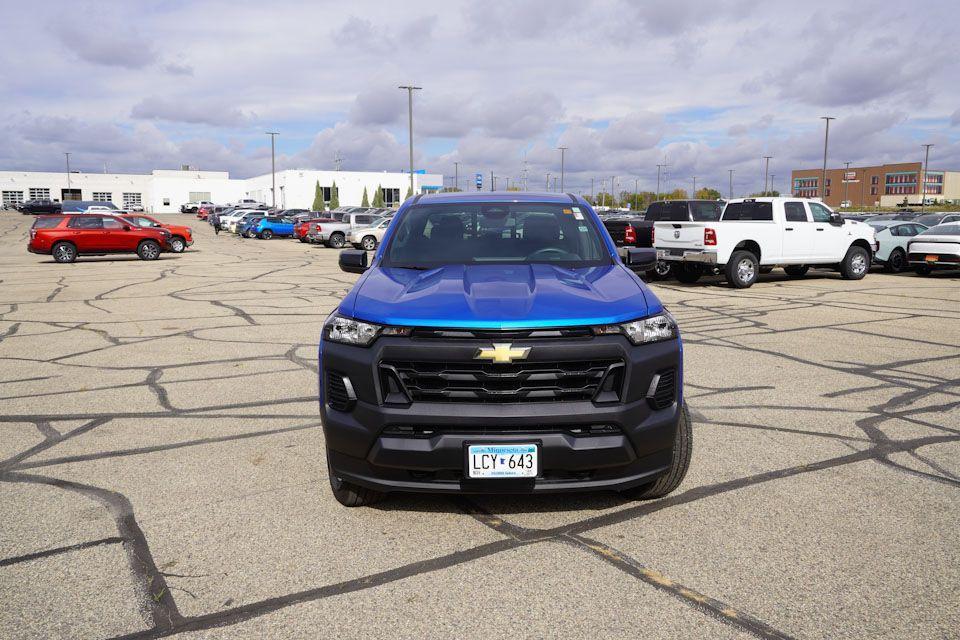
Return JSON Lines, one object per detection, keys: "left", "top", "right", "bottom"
{"left": 3, "top": 0, "right": 959, "bottom": 195}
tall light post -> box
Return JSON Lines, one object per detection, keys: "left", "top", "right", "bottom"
{"left": 490, "top": 171, "right": 495, "bottom": 192}
{"left": 820, "top": 116, "right": 835, "bottom": 201}
{"left": 265, "top": 132, "right": 279, "bottom": 208}
{"left": 557, "top": 146, "right": 568, "bottom": 192}
{"left": 590, "top": 177, "right": 595, "bottom": 200}
{"left": 728, "top": 169, "right": 734, "bottom": 199}
{"left": 691, "top": 176, "right": 697, "bottom": 197}
{"left": 634, "top": 177, "right": 639, "bottom": 210}
{"left": 398, "top": 85, "right": 422, "bottom": 197}
{"left": 763, "top": 155, "right": 772, "bottom": 195}
{"left": 453, "top": 161, "right": 460, "bottom": 192}
{"left": 545, "top": 172, "right": 551, "bottom": 191}
{"left": 843, "top": 161, "right": 851, "bottom": 207}
{"left": 656, "top": 164, "right": 666, "bottom": 200}
{"left": 64, "top": 152, "right": 72, "bottom": 192}
{"left": 920, "top": 144, "right": 933, "bottom": 213}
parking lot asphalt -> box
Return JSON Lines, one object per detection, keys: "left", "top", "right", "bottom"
{"left": 1, "top": 212, "right": 958, "bottom": 640}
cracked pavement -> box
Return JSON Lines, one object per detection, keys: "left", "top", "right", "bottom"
{"left": 1, "top": 213, "right": 958, "bottom": 639}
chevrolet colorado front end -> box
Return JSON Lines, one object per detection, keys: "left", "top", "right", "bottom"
{"left": 319, "top": 192, "right": 690, "bottom": 506}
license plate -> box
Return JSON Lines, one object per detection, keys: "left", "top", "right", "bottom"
{"left": 467, "top": 444, "right": 537, "bottom": 479}
{"left": 926, "top": 254, "right": 939, "bottom": 263}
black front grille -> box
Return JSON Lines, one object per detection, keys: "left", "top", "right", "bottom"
{"left": 325, "top": 371, "right": 354, "bottom": 411}
{"left": 382, "top": 359, "right": 621, "bottom": 403}
{"left": 410, "top": 327, "right": 593, "bottom": 340}
{"left": 648, "top": 369, "right": 676, "bottom": 409}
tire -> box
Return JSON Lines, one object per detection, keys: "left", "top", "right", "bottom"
{"left": 52, "top": 242, "right": 77, "bottom": 263}
{"left": 724, "top": 250, "right": 759, "bottom": 288}
{"left": 261, "top": 229, "right": 273, "bottom": 240}
{"left": 784, "top": 265, "right": 809, "bottom": 278}
{"left": 299, "top": 237, "right": 307, "bottom": 243}
{"left": 883, "top": 248, "right": 907, "bottom": 273}
{"left": 327, "top": 232, "right": 345, "bottom": 249}
{"left": 168, "top": 236, "right": 186, "bottom": 253}
{"left": 674, "top": 263, "right": 703, "bottom": 284}
{"left": 361, "top": 235, "right": 377, "bottom": 251}
{"left": 646, "top": 259, "right": 673, "bottom": 281}
{"left": 327, "top": 452, "right": 385, "bottom": 507}
{"left": 914, "top": 264, "right": 933, "bottom": 276}
{"left": 137, "top": 240, "right": 161, "bottom": 261}
{"left": 840, "top": 245, "right": 869, "bottom": 280}
{"left": 620, "top": 402, "right": 692, "bottom": 500}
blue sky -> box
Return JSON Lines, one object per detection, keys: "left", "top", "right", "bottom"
{"left": 2, "top": 0, "right": 959, "bottom": 196}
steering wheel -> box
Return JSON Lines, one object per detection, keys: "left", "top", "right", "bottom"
{"left": 526, "top": 247, "right": 578, "bottom": 261}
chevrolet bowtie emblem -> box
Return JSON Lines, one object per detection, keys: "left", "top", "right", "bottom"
{"left": 474, "top": 343, "right": 531, "bottom": 364}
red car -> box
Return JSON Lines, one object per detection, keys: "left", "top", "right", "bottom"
{"left": 197, "top": 205, "right": 213, "bottom": 220}
{"left": 120, "top": 213, "right": 193, "bottom": 253}
{"left": 296, "top": 217, "right": 334, "bottom": 243}
{"left": 28, "top": 214, "right": 171, "bottom": 263}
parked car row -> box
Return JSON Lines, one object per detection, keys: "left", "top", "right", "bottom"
{"left": 27, "top": 213, "right": 193, "bottom": 263}
{"left": 16, "top": 200, "right": 145, "bottom": 214}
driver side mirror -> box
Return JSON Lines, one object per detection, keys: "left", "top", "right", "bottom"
{"left": 122, "top": 225, "right": 132, "bottom": 231}
{"left": 339, "top": 249, "right": 369, "bottom": 274}
{"left": 829, "top": 212, "right": 844, "bottom": 226}
{"left": 624, "top": 247, "right": 657, "bottom": 271}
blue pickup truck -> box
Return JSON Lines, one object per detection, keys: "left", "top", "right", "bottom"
{"left": 319, "top": 192, "right": 689, "bottom": 506}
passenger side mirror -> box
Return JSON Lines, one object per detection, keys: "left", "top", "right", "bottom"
{"left": 339, "top": 249, "right": 369, "bottom": 274}
{"left": 829, "top": 212, "right": 844, "bottom": 226}
{"left": 624, "top": 247, "right": 657, "bottom": 271}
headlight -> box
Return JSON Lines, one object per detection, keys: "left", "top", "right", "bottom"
{"left": 596, "top": 312, "right": 678, "bottom": 345}
{"left": 322, "top": 314, "right": 410, "bottom": 346}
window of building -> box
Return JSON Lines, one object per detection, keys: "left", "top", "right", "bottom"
{"left": 188, "top": 191, "right": 211, "bottom": 202}
{"left": 2, "top": 191, "right": 24, "bottom": 206}
{"left": 871, "top": 176, "right": 879, "bottom": 185}
{"left": 825, "top": 178, "right": 831, "bottom": 187}
{"left": 381, "top": 187, "right": 401, "bottom": 206}
{"left": 870, "top": 186, "right": 878, "bottom": 195}
{"left": 123, "top": 193, "right": 142, "bottom": 208}
{"left": 163, "top": 198, "right": 170, "bottom": 206}
{"left": 92, "top": 192, "right": 113, "bottom": 202}
{"left": 29, "top": 188, "right": 50, "bottom": 200}
{"left": 825, "top": 189, "right": 830, "bottom": 196}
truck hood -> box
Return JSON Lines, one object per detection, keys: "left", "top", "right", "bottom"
{"left": 345, "top": 263, "right": 655, "bottom": 329}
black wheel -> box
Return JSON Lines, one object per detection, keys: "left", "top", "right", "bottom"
{"left": 914, "top": 264, "right": 933, "bottom": 276}
{"left": 137, "top": 240, "right": 161, "bottom": 261}
{"left": 674, "top": 263, "right": 703, "bottom": 284}
{"left": 646, "top": 259, "right": 673, "bottom": 281}
{"left": 52, "top": 242, "right": 77, "bottom": 263}
{"left": 327, "top": 452, "right": 385, "bottom": 507}
{"left": 784, "top": 265, "right": 809, "bottom": 278}
{"left": 168, "top": 236, "right": 186, "bottom": 253}
{"left": 840, "top": 245, "right": 869, "bottom": 280}
{"left": 261, "top": 229, "right": 273, "bottom": 240}
{"left": 361, "top": 235, "right": 377, "bottom": 251}
{"left": 724, "top": 250, "right": 759, "bottom": 288}
{"left": 759, "top": 266, "right": 774, "bottom": 274}
{"left": 883, "top": 248, "right": 906, "bottom": 273}
{"left": 328, "top": 233, "right": 345, "bottom": 249}
{"left": 620, "top": 402, "right": 692, "bottom": 500}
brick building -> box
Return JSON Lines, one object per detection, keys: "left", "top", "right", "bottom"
{"left": 791, "top": 162, "right": 960, "bottom": 208}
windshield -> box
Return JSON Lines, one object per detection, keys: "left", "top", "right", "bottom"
{"left": 920, "top": 223, "right": 960, "bottom": 236}
{"left": 382, "top": 203, "right": 611, "bottom": 269}
{"left": 914, "top": 214, "right": 943, "bottom": 226}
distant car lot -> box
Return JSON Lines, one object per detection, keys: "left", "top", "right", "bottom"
{"left": 0, "top": 214, "right": 957, "bottom": 639}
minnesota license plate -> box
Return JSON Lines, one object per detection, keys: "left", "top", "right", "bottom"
{"left": 926, "top": 254, "right": 939, "bottom": 263}
{"left": 467, "top": 444, "right": 537, "bottom": 479}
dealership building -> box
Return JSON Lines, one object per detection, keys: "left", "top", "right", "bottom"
{"left": 0, "top": 167, "right": 443, "bottom": 213}
{"left": 791, "top": 162, "right": 960, "bottom": 208}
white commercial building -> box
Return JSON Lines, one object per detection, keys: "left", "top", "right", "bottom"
{"left": 0, "top": 168, "right": 443, "bottom": 213}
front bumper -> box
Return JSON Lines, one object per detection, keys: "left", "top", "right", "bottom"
{"left": 657, "top": 248, "right": 718, "bottom": 264}
{"left": 320, "top": 334, "right": 682, "bottom": 494}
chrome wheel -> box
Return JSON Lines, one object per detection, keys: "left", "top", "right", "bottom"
{"left": 654, "top": 260, "right": 672, "bottom": 276}
{"left": 851, "top": 253, "right": 867, "bottom": 275}
{"left": 169, "top": 237, "right": 185, "bottom": 253}
{"left": 737, "top": 258, "right": 755, "bottom": 283}
{"left": 54, "top": 244, "right": 76, "bottom": 263}
{"left": 361, "top": 236, "right": 377, "bottom": 251}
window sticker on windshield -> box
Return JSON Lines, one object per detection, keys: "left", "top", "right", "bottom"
{"left": 571, "top": 207, "right": 584, "bottom": 220}
{"left": 562, "top": 208, "right": 573, "bottom": 214}
{"left": 578, "top": 225, "right": 588, "bottom": 232}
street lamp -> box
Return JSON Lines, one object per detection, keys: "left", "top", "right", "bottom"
{"left": 265, "top": 132, "right": 279, "bottom": 208}
{"left": 728, "top": 169, "right": 734, "bottom": 199}
{"left": 64, "top": 152, "right": 72, "bottom": 192}
{"left": 691, "top": 176, "right": 697, "bottom": 197}
{"left": 920, "top": 144, "right": 933, "bottom": 213}
{"left": 820, "top": 116, "right": 835, "bottom": 201}
{"left": 453, "top": 161, "right": 460, "bottom": 192}
{"left": 843, "top": 161, "right": 851, "bottom": 208}
{"left": 545, "top": 173, "right": 551, "bottom": 191}
{"left": 656, "top": 164, "right": 667, "bottom": 200}
{"left": 557, "top": 146, "right": 568, "bottom": 192}
{"left": 763, "top": 155, "right": 772, "bottom": 195}
{"left": 398, "top": 85, "right": 422, "bottom": 197}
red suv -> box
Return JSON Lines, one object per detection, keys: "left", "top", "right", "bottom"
{"left": 28, "top": 215, "right": 171, "bottom": 263}
{"left": 120, "top": 214, "right": 193, "bottom": 253}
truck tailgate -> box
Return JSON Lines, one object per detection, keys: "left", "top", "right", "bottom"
{"left": 653, "top": 221, "right": 708, "bottom": 253}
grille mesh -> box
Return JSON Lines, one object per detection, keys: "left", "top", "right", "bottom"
{"left": 326, "top": 372, "right": 352, "bottom": 411}
{"left": 648, "top": 369, "right": 676, "bottom": 409}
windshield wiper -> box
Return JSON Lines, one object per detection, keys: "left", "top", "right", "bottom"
{"left": 389, "top": 264, "right": 433, "bottom": 271}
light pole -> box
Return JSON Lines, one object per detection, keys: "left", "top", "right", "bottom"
{"left": 763, "top": 155, "right": 772, "bottom": 195}
{"left": 545, "top": 173, "right": 551, "bottom": 191}
{"left": 843, "top": 161, "right": 851, "bottom": 207}
{"left": 553, "top": 176, "right": 558, "bottom": 192}
{"left": 770, "top": 174, "right": 776, "bottom": 195}
{"left": 691, "top": 176, "right": 697, "bottom": 197}
{"left": 265, "top": 132, "right": 279, "bottom": 208}
{"left": 398, "top": 85, "right": 422, "bottom": 197}
{"left": 728, "top": 169, "right": 734, "bottom": 199}
{"left": 920, "top": 144, "right": 933, "bottom": 213}
{"left": 610, "top": 176, "right": 616, "bottom": 205}
{"left": 634, "top": 177, "right": 639, "bottom": 210}
{"left": 64, "top": 152, "right": 72, "bottom": 193}
{"left": 454, "top": 161, "right": 460, "bottom": 192}
{"left": 490, "top": 171, "right": 495, "bottom": 192}
{"left": 820, "top": 116, "right": 835, "bottom": 202}
{"left": 590, "top": 177, "right": 595, "bottom": 200}
{"left": 656, "top": 164, "right": 665, "bottom": 200}
{"left": 557, "top": 146, "right": 568, "bottom": 192}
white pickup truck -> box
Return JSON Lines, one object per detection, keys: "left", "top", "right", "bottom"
{"left": 654, "top": 197, "right": 877, "bottom": 288}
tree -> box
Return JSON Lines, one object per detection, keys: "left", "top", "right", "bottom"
{"left": 329, "top": 181, "right": 340, "bottom": 209}
{"left": 361, "top": 187, "right": 370, "bottom": 207}
{"left": 311, "top": 180, "right": 324, "bottom": 211}
{"left": 695, "top": 187, "right": 722, "bottom": 200}
{"left": 664, "top": 188, "right": 688, "bottom": 200}
{"left": 749, "top": 190, "right": 781, "bottom": 197}
{"left": 594, "top": 191, "right": 616, "bottom": 208}
{"left": 405, "top": 185, "right": 413, "bottom": 200}
{"left": 372, "top": 185, "right": 384, "bottom": 207}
